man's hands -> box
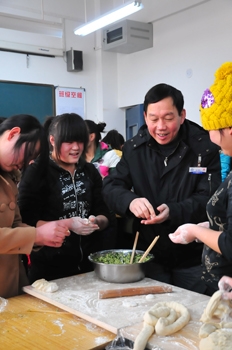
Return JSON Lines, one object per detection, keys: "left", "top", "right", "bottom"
{"left": 129, "top": 198, "right": 169, "bottom": 225}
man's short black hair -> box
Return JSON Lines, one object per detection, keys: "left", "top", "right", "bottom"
{"left": 143, "top": 83, "right": 184, "bottom": 115}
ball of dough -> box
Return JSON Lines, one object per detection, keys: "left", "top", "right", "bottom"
{"left": 122, "top": 300, "right": 138, "bottom": 308}
{"left": 199, "top": 323, "right": 217, "bottom": 339}
{"left": 32, "top": 278, "right": 58, "bottom": 293}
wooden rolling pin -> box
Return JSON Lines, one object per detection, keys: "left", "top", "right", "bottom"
{"left": 98, "top": 285, "right": 172, "bottom": 299}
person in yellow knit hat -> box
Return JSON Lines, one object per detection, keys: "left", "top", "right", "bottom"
{"left": 169, "top": 62, "right": 232, "bottom": 296}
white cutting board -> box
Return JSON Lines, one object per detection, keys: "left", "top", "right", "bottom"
{"left": 23, "top": 271, "right": 210, "bottom": 347}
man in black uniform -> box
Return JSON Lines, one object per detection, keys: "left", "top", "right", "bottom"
{"left": 103, "top": 83, "right": 221, "bottom": 293}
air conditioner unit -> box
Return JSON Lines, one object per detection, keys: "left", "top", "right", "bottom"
{"left": 102, "top": 20, "right": 153, "bottom": 54}
{"left": 0, "top": 40, "right": 63, "bottom": 57}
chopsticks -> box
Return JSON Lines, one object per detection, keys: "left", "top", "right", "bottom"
{"left": 138, "top": 235, "right": 160, "bottom": 263}
{"left": 130, "top": 231, "right": 139, "bottom": 264}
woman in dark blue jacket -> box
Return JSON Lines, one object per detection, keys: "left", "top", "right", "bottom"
{"left": 18, "top": 113, "right": 111, "bottom": 283}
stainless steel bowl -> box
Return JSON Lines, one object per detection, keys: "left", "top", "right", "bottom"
{"left": 88, "top": 249, "right": 154, "bottom": 283}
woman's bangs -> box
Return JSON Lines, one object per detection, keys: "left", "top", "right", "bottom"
{"left": 62, "top": 123, "right": 86, "bottom": 143}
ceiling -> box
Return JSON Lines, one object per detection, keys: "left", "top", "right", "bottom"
{"left": 0, "top": 0, "right": 212, "bottom": 38}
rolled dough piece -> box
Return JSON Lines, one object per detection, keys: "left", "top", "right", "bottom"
{"left": 133, "top": 323, "right": 154, "bottom": 350}
{"left": 200, "top": 290, "right": 222, "bottom": 322}
{"left": 133, "top": 301, "right": 190, "bottom": 350}
{"left": 199, "top": 290, "right": 232, "bottom": 349}
{"left": 154, "top": 302, "right": 190, "bottom": 336}
{"left": 32, "top": 278, "right": 58, "bottom": 293}
{"left": 199, "top": 329, "right": 232, "bottom": 350}
{"left": 200, "top": 290, "right": 231, "bottom": 323}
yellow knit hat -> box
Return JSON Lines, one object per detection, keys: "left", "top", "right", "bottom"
{"left": 200, "top": 62, "right": 232, "bottom": 130}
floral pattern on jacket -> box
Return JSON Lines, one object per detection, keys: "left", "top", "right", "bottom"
{"left": 202, "top": 172, "right": 232, "bottom": 293}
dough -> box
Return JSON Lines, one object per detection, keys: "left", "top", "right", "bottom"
{"left": 200, "top": 290, "right": 223, "bottom": 322}
{"left": 32, "top": 278, "right": 58, "bottom": 293}
{"left": 122, "top": 301, "right": 138, "bottom": 308}
{"left": 133, "top": 323, "right": 154, "bottom": 350}
{"left": 199, "top": 329, "right": 232, "bottom": 350}
{"left": 145, "top": 294, "right": 156, "bottom": 300}
{"left": 199, "top": 323, "right": 217, "bottom": 339}
{"left": 133, "top": 301, "right": 190, "bottom": 350}
{"left": 0, "top": 297, "right": 8, "bottom": 312}
{"left": 199, "top": 290, "right": 232, "bottom": 349}
{"left": 200, "top": 290, "right": 232, "bottom": 323}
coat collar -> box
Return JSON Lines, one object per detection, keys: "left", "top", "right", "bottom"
{"left": 128, "top": 120, "right": 219, "bottom": 157}
{"left": 49, "top": 155, "right": 87, "bottom": 173}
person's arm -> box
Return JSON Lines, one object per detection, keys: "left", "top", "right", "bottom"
{"left": 0, "top": 219, "right": 70, "bottom": 254}
{"left": 36, "top": 217, "right": 100, "bottom": 236}
{"left": 103, "top": 151, "right": 157, "bottom": 222}
{"left": 103, "top": 148, "right": 140, "bottom": 216}
{"left": 169, "top": 223, "right": 222, "bottom": 253}
{"left": 170, "top": 178, "right": 232, "bottom": 259}
{"left": 0, "top": 226, "right": 36, "bottom": 254}
{"left": 87, "top": 163, "right": 110, "bottom": 228}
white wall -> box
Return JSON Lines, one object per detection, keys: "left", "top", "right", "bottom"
{"left": 0, "top": 0, "right": 232, "bottom": 136}
{"left": 117, "top": 0, "right": 232, "bottom": 126}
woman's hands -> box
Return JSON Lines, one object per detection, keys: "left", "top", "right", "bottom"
{"left": 68, "top": 216, "right": 99, "bottom": 235}
{"left": 34, "top": 215, "right": 101, "bottom": 248}
{"left": 169, "top": 224, "right": 197, "bottom": 244}
{"left": 218, "top": 276, "right": 232, "bottom": 300}
{"left": 35, "top": 220, "right": 70, "bottom": 247}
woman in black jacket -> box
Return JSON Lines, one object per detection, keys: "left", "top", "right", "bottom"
{"left": 170, "top": 62, "right": 232, "bottom": 296}
{"left": 18, "top": 113, "right": 111, "bottom": 283}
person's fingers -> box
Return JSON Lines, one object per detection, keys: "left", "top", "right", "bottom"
{"left": 222, "top": 291, "right": 232, "bottom": 300}
{"left": 218, "top": 276, "right": 232, "bottom": 291}
{"left": 47, "top": 240, "right": 63, "bottom": 248}
{"left": 135, "top": 200, "right": 155, "bottom": 219}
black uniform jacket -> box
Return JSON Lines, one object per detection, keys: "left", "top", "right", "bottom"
{"left": 103, "top": 120, "right": 221, "bottom": 268}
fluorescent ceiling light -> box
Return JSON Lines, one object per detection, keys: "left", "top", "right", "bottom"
{"left": 74, "top": 1, "right": 143, "bottom": 36}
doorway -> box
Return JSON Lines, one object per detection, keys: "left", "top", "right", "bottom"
{"left": 126, "top": 104, "right": 144, "bottom": 140}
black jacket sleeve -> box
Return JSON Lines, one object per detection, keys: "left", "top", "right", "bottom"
{"left": 18, "top": 161, "right": 47, "bottom": 226}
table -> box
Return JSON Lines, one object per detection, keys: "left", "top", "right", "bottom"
{"left": 22, "top": 272, "right": 211, "bottom": 349}
{"left": 0, "top": 294, "right": 115, "bottom": 350}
